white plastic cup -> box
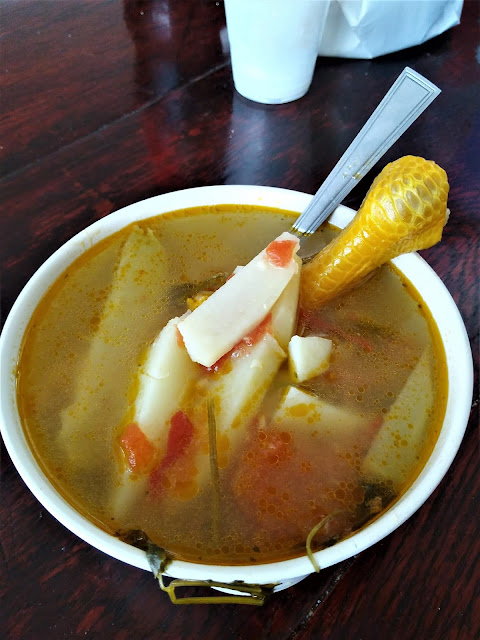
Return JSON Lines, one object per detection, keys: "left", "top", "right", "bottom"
{"left": 225, "top": 0, "right": 330, "bottom": 104}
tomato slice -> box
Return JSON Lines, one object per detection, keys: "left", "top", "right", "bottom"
{"left": 150, "top": 411, "right": 194, "bottom": 489}
{"left": 266, "top": 239, "right": 297, "bottom": 267}
{"left": 163, "top": 410, "right": 194, "bottom": 466}
{"left": 120, "top": 422, "right": 156, "bottom": 473}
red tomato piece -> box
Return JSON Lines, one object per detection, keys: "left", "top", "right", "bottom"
{"left": 120, "top": 422, "right": 156, "bottom": 473}
{"left": 266, "top": 239, "right": 297, "bottom": 267}
{"left": 233, "top": 424, "right": 360, "bottom": 543}
{"left": 163, "top": 410, "right": 194, "bottom": 466}
{"left": 150, "top": 411, "right": 194, "bottom": 489}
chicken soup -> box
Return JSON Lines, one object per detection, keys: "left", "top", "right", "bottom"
{"left": 16, "top": 205, "right": 447, "bottom": 565}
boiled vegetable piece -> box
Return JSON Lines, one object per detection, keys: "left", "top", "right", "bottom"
{"left": 111, "top": 313, "right": 199, "bottom": 517}
{"left": 187, "top": 266, "right": 244, "bottom": 311}
{"left": 177, "top": 232, "right": 299, "bottom": 367}
{"left": 60, "top": 227, "right": 168, "bottom": 468}
{"left": 218, "top": 257, "right": 301, "bottom": 350}
{"left": 209, "top": 333, "right": 286, "bottom": 467}
{"left": 270, "top": 255, "right": 301, "bottom": 349}
{"left": 271, "top": 386, "right": 370, "bottom": 441}
{"left": 135, "top": 312, "right": 199, "bottom": 441}
{"left": 120, "top": 422, "right": 157, "bottom": 473}
{"left": 111, "top": 475, "right": 148, "bottom": 520}
{"left": 148, "top": 409, "right": 198, "bottom": 499}
{"left": 288, "top": 335, "right": 332, "bottom": 382}
{"left": 361, "top": 349, "right": 433, "bottom": 489}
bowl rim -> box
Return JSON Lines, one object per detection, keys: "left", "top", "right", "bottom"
{"left": 0, "top": 185, "right": 473, "bottom": 586}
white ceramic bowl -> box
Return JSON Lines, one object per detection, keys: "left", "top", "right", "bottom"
{"left": 0, "top": 186, "right": 473, "bottom": 596}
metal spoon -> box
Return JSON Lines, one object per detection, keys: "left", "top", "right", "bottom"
{"left": 292, "top": 67, "right": 440, "bottom": 259}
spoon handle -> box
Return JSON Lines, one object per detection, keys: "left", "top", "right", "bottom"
{"left": 292, "top": 67, "right": 440, "bottom": 236}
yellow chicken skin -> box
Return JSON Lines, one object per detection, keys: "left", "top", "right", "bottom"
{"left": 300, "top": 156, "right": 449, "bottom": 309}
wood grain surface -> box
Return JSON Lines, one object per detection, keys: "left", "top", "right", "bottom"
{"left": 1, "top": 1, "right": 479, "bottom": 638}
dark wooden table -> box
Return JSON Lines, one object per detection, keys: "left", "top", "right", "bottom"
{"left": 1, "top": 1, "right": 479, "bottom": 638}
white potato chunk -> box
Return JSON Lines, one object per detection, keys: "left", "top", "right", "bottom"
{"left": 288, "top": 335, "right": 332, "bottom": 382}
{"left": 270, "top": 254, "right": 301, "bottom": 349}
{"left": 227, "top": 257, "right": 301, "bottom": 350}
{"left": 60, "top": 227, "right": 168, "bottom": 468}
{"left": 209, "top": 332, "right": 286, "bottom": 463}
{"left": 271, "top": 386, "right": 370, "bottom": 440}
{"left": 361, "top": 349, "right": 434, "bottom": 489}
{"left": 111, "top": 475, "right": 148, "bottom": 520}
{"left": 177, "top": 232, "right": 299, "bottom": 367}
{"left": 135, "top": 312, "right": 199, "bottom": 441}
